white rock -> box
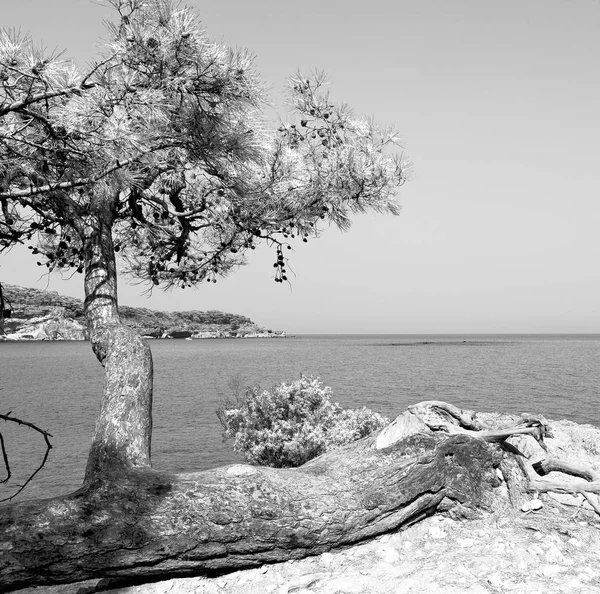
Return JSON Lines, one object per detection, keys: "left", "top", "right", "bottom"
{"left": 521, "top": 499, "right": 543, "bottom": 512}
{"left": 467, "top": 585, "right": 494, "bottom": 594}
{"left": 544, "top": 544, "right": 564, "bottom": 563}
{"left": 226, "top": 464, "right": 257, "bottom": 476}
{"left": 379, "top": 546, "right": 400, "bottom": 564}
{"left": 563, "top": 578, "right": 582, "bottom": 590}
{"left": 539, "top": 564, "right": 566, "bottom": 577}
{"left": 528, "top": 544, "right": 544, "bottom": 556}
{"left": 457, "top": 565, "right": 472, "bottom": 577}
{"left": 428, "top": 526, "right": 447, "bottom": 539}
{"left": 286, "top": 575, "right": 323, "bottom": 593}
{"left": 321, "top": 577, "right": 365, "bottom": 594}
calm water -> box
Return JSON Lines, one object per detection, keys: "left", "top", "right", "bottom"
{"left": 1, "top": 334, "right": 599, "bottom": 503}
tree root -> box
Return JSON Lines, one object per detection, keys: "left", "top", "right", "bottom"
{"left": 377, "top": 400, "right": 600, "bottom": 517}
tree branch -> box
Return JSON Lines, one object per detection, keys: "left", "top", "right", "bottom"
{"left": 0, "top": 412, "right": 53, "bottom": 503}
{"left": 0, "top": 85, "right": 93, "bottom": 117}
{"left": 0, "top": 153, "right": 159, "bottom": 199}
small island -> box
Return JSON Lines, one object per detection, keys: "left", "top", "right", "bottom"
{"left": 0, "top": 284, "right": 286, "bottom": 341}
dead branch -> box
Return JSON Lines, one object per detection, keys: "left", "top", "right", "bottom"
{"left": 0, "top": 431, "right": 9, "bottom": 483}
{"left": 0, "top": 412, "right": 53, "bottom": 503}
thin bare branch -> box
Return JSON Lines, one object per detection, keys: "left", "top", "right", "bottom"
{"left": 0, "top": 412, "right": 53, "bottom": 503}
{"left": 0, "top": 431, "right": 10, "bottom": 484}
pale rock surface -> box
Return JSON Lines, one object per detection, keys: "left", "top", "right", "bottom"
{"left": 1, "top": 313, "right": 85, "bottom": 340}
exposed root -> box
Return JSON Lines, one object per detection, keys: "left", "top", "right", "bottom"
{"left": 384, "top": 401, "right": 600, "bottom": 519}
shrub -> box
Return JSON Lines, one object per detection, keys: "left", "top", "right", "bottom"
{"left": 217, "top": 375, "right": 389, "bottom": 468}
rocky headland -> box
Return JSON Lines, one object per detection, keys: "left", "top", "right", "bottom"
{"left": 0, "top": 284, "right": 285, "bottom": 341}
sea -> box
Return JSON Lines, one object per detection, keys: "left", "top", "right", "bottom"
{"left": 1, "top": 334, "right": 599, "bottom": 504}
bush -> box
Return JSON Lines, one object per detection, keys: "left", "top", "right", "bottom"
{"left": 217, "top": 375, "right": 389, "bottom": 468}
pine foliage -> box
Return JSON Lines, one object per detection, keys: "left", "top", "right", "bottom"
{"left": 0, "top": 0, "right": 408, "bottom": 290}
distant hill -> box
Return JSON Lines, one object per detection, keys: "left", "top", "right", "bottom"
{"left": 0, "top": 284, "right": 285, "bottom": 340}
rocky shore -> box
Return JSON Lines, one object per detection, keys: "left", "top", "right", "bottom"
{"left": 0, "top": 284, "right": 285, "bottom": 341}
{"left": 12, "top": 417, "right": 600, "bottom": 594}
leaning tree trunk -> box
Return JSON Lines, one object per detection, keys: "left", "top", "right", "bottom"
{"left": 0, "top": 429, "right": 500, "bottom": 590}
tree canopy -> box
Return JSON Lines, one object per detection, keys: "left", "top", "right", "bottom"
{"left": 0, "top": 0, "right": 408, "bottom": 291}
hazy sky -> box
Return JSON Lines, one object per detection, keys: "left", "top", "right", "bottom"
{"left": 2, "top": 0, "right": 599, "bottom": 334}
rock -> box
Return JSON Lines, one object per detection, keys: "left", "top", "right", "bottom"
{"left": 374, "top": 410, "right": 430, "bottom": 449}
{"left": 538, "top": 564, "right": 566, "bottom": 577}
{"left": 140, "top": 328, "right": 163, "bottom": 338}
{"left": 428, "top": 525, "right": 447, "bottom": 539}
{"left": 286, "top": 574, "right": 325, "bottom": 592}
{"left": 544, "top": 544, "right": 564, "bottom": 563}
{"left": 317, "top": 577, "right": 364, "bottom": 593}
{"left": 166, "top": 329, "right": 193, "bottom": 339}
{"left": 190, "top": 330, "right": 222, "bottom": 338}
{"left": 547, "top": 492, "right": 583, "bottom": 507}
{"left": 3, "top": 315, "right": 86, "bottom": 340}
{"left": 528, "top": 544, "right": 544, "bottom": 557}
{"left": 521, "top": 499, "right": 543, "bottom": 512}
{"left": 378, "top": 545, "right": 400, "bottom": 563}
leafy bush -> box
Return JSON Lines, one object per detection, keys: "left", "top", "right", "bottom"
{"left": 217, "top": 375, "right": 389, "bottom": 468}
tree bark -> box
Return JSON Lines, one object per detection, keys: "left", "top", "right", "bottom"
{"left": 81, "top": 209, "right": 153, "bottom": 479}
{"left": 0, "top": 431, "right": 500, "bottom": 591}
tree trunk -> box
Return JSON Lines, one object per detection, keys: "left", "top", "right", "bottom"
{"left": 81, "top": 210, "right": 153, "bottom": 479}
{"left": 0, "top": 431, "right": 500, "bottom": 591}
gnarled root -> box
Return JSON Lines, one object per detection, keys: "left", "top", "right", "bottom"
{"left": 377, "top": 400, "right": 600, "bottom": 518}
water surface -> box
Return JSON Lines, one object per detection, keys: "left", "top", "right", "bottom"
{"left": 1, "top": 334, "right": 599, "bottom": 502}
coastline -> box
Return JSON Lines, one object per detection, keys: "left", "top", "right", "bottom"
{"left": 0, "top": 284, "right": 286, "bottom": 342}
{"left": 11, "top": 415, "right": 600, "bottom": 594}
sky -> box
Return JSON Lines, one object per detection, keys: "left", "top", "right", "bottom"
{"left": 2, "top": 0, "right": 599, "bottom": 334}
